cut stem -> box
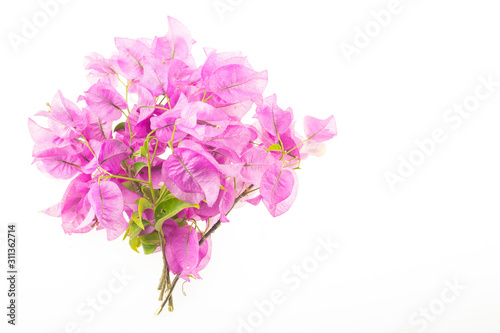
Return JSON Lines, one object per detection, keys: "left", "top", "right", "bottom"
{"left": 155, "top": 185, "right": 255, "bottom": 315}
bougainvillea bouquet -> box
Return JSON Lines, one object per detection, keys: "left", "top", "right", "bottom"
{"left": 29, "top": 17, "right": 337, "bottom": 314}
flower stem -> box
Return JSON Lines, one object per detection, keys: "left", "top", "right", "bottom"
{"left": 155, "top": 185, "right": 255, "bottom": 315}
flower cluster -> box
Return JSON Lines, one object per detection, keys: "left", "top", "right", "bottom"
{"left": 29, "top": 17, "right": 336, "bottom": 312}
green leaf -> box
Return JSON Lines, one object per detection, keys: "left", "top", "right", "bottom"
{"left": 139, "top": 232, "right": 160, "bottom": 245}
{"left": 267, "top": 143, "right": 282, "bottom": 152}
{"left": 122, "top": 225, "right": 131, "bottom": 241}
{"left": 114, "top": 122, "right": 126, "bottom": 132}
{"left": 129, "top": 237, "right": 141, "bottom": 253}
{"left": 121, "top": 181, "right": 136, "bottom": 193}
{"left": 127, "top": 222, "right": 143, "bottom": 252}
{"left": 131, "top": 150, "right": 141, "bottom": 159}
{"left": 132, "top": 198, "right": 152, "bottom": 230}
{"left": 140, "top": 138, "right": 151, "bottom": 158}
{"left": 141, "top": 185, "right": 161, "bottom": 202}
{"left": 131, "top": 211, "right": 141, "bottom": 229}
{"left": 133, "top": 162, "right": 148, "bottom": 174}
{"left": 125, "top": 219, "right": 154, "bottom": 253}
{"left": 154, "top": 198, "right": 199, "bottom": 232}
{"left": 157, "top": 185, "right": 171, "bottom": 202}
{"left": 173, "top": 218, "right": 188, "bottom": 228}
{"left": 142, "top": 244, "right": 158, "bottom": 255}
{"left": 140, "top": 146, "right": 148, "bottom": 157}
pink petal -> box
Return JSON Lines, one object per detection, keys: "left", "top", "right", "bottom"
{"left": 84, "top": 52, "right": 118, "bottom": 86}
{"left": 87, "top": 181, "right": 128, "bottom": 240}
{"left": 114, "top": 38, "right": 150, "bottom": 79}
{"left": 208, "top": 64, "right": 267, "bottom": 104}
{"left": 152, "top": 17, "right": 195, "bottom": 61}
{"left": 82, "top": 111, "right": 112, "bottom": 142}
{"left": 81, "top": 82, "right": 128, "bottom": 121}
{"left": 28, "top": 118, "right": 68, "bottom": 149}
{"left": 303, "top": 115, "right": 337, "bottom": 142}
{"left": 163, "top": 220, "right": 201, "bottom": 280}
{"left": 41, "top": 202, "right": 62, "bottom": 217}
{"left": 192, "top": 237, "right": 212, "bottom": 279}
{"left": 35, "top": 155, "right": 82, "bottom": 179}
{"left": 201, "top": 50, "right": 250, "bottom": 80}
{"left": 205, "top": 124, "right": 258, "bottom": 156}
{"left": 240, "top": 146, "right": 276, "bottom": 186}
{"left": 255, "top": 94, "right": 293, "bottom": 136}
{"left": 178, "top": 140, "right": 243, "bottom": 177}
{"left": 61, "top": 174, "right": 93, "bottom": 234}
{"left": 260, "top": 161, "right": 295, "bottom": 206}
{"left": 98, "top": 139, "right": 131, "bottom": 174}
{"left": 141, "top": 58, "right": 170, "bottom": 96}
{"left": 262, "top": 169, "right": 298, "bottom": 217}
{"left": 162, "top": 147, "right": 221, "bottom": 207}
{"left": 39, "top": 91, "right": 88, "bottom": 140}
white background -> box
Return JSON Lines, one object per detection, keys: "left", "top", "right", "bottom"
{"left": 1, "top": 0, "right": 500, "bottom": 332}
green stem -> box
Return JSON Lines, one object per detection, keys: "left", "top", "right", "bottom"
{"left": 284, "top": 133, "right": 319, "bottom": 157}
{"left": 121, "top": 110, "right": 134, "bottom": 145}
{"left": 139, "top": 105, "right": 171, "bottom": 111}
{"left": 146, "top": 141, "right": 157, "bottom": 205}
{"left": 80, "top": 134, "right": 95, "bottom": 156}
{"left": 103, "top": 174, "right": 149, "bottom": 184}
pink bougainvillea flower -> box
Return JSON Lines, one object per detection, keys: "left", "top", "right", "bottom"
{"left": 152, "top": 16, "right": 195, "bottom": 62}
{"left": 255, "top": 94, "right": 293, "bottom": 137}
{"left": 28, "top": 118, "right": 71, "bottom": 149}
{"left": 303, "top": 115, "right": 337, "bottom": 142}
{"left": 201, "top": 50, "right": 250, "bottom": 80}
{"left": 171, "top": 101, "right": 229, "bottom": 140}
{"left": 207, "top": 63, "right": 268, "bottom": 105}
{"left": 82, "top": 111, "right": 112, "bottom": 142}
{"left": 85, "top": 52, "right": 119, "bottom": 86}
{"left": 114, "top": 37, "right": 151, "bottom": 80}
{"left": 178, "top": 140, "right": 243, "bottom": 177}
{"left": 194, "top": 177, "right": 236, "bottom": 223}
{"left": 162, "top": 146, "right": 221, "bottom": 206}
{"left": 35, "top": 91, "right": 88, "bottom": 140}
{"left": 260, "top": 161, "right": 295, "bottom": 207}
{"left": 300, "top": 141, "right": 327, "bottom": 158}
{"left": 60, "top": 174, "right": 93, "bottom": 234}
{"left": 32, "top": 144, "right": 84, "bottom": 179}
{"left": 141, "top": 57, "right": 170, "bottom": 97}
{"left": 86, "top": 181, "right": 128, "bottom": 240}
{"left": 262, "top": 169, "right": 299, "bottom": 217}
{"left": 79, "top": 82, "right": 128, "bottom": 121}
{"left": 97, "top": 139, "right": 131, "bottom": 174}
{"left": 205, "top": 124, "right": 257, "bottom": 156}
{"left": 211, "top": 98, "right": 253, "bottom": 121}
{"left": 217, "top": 177, "right": 236, "bottom": 222}
{"left": 162, "top": 219, "right": 212, "bottom": 281}
{"left": 239, "top": 146, "right": 276, "bottom": 186}
{"left": 150, "top": 94, "right": 191, "bottom": 143}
